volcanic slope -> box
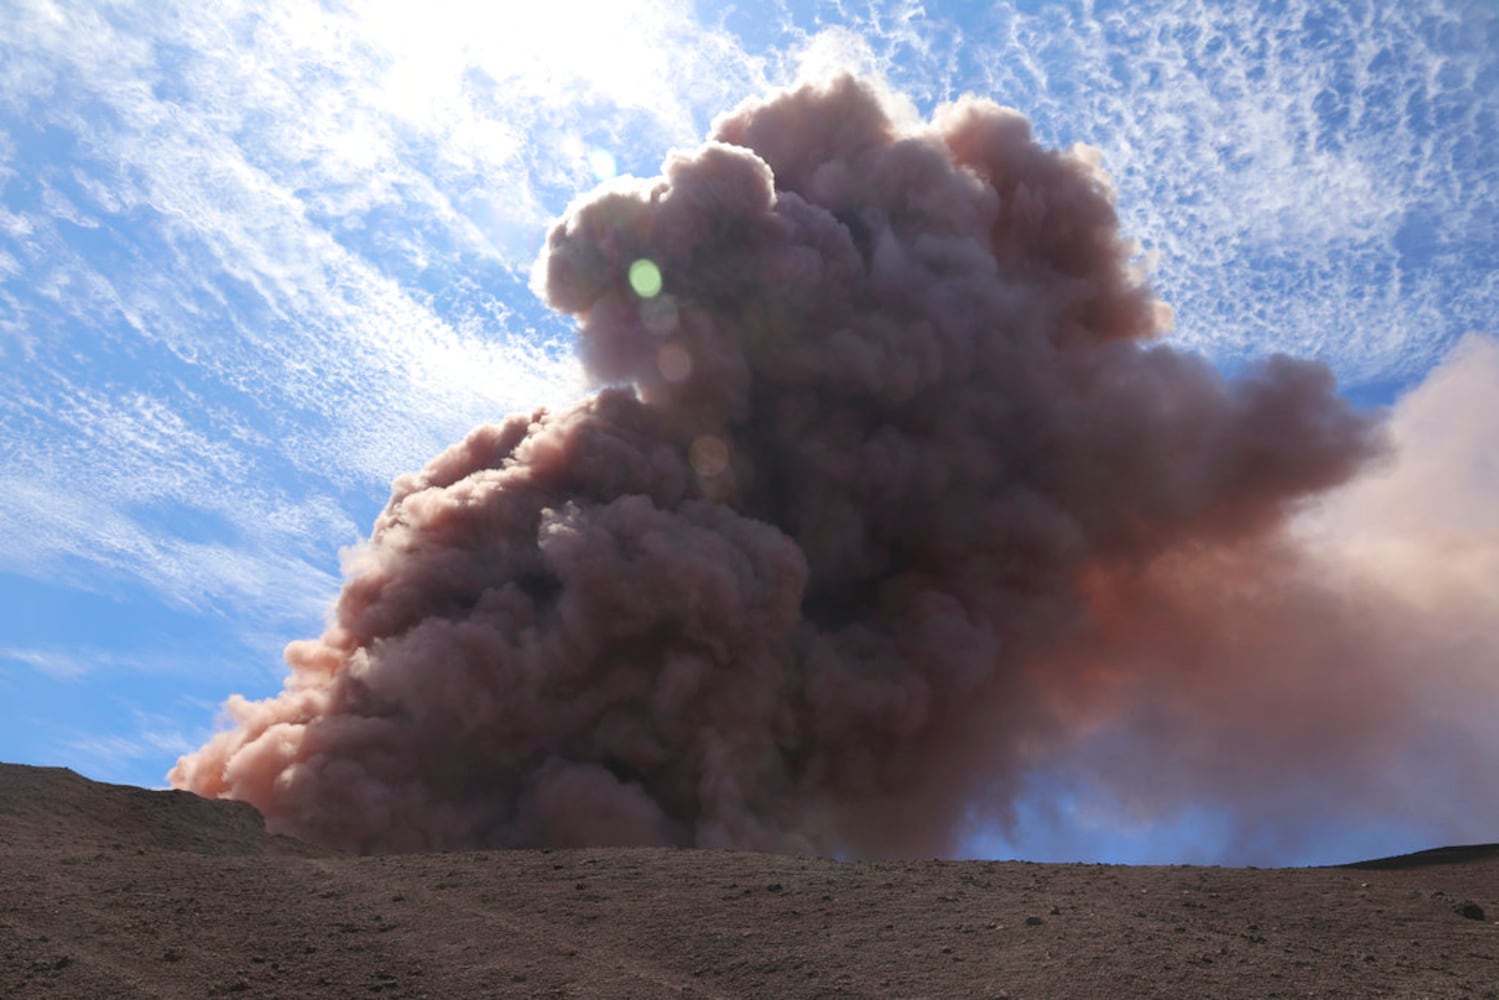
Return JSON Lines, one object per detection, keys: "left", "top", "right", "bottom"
{"left": 1, "top": 764, "right": 1495, "bottom": 999}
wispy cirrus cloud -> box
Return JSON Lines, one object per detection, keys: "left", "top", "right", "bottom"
{"left": 56, "top": 709, "right": 201, "bottom": 787}
{"left": 1007, "top": 0, "right": 1496, "bottom": 381}
{"left": 0, "top": 647, "right": 98, "bottom": 681}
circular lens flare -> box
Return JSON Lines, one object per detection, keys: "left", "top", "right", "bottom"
{"left": 629, "top": 258, "right": 663, "bottom": 298}
{"left": 689, "top": 435, "right": 730, "bottom": 478}
{"left": 657, "top": 343, "right": 692, "bottom": 382}
{"left": 641, "top": 294, "right": 679, "bottom": 335}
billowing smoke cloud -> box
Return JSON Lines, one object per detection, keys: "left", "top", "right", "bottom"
{"left": 171, "top": 76, "right": 1495, "bottom": 858}
{"left": 1028, "top": 331, "right": 1499, "bottom": 860}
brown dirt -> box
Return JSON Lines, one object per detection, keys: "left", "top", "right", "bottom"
{"left": 1, "top": 764, "right": 1495, "bottom": 998}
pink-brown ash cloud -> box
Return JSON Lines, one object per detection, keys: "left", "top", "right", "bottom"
{"left": 1030, "top": 332, "right": 1499, "bottom": 859}
{"left": 170, "top": 75, "right": 1496, "bottom": 859}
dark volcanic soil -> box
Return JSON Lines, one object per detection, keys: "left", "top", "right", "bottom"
{"left": 1, "top": 764, "right": 1495, "bottom": 998}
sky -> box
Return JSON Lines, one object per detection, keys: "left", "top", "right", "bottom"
{"left": 1, "top": 0, "right": 1495, "bottom": 865}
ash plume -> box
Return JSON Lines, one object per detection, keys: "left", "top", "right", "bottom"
{"left": 172, "top": 75, "right": 1491, "bottom": 858}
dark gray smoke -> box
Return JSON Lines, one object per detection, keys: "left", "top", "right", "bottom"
{"left": 174, "top": 75, "right": 1458, "bottom": 858}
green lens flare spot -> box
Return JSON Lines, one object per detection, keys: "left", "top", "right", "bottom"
{"left": 628, "top": 258, "right": 663, "bottom": 299}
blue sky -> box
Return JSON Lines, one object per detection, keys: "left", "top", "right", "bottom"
{"left": 2, "top": 0, "right": 1495, "bottom": 865}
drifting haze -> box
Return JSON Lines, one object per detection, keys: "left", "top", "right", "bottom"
{"left": 174, "top": 77, "right": 1496, "bottom": 859}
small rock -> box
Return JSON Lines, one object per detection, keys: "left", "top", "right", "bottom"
{"left": 1454, "top": 900, "right": 1485, "bottom": 921}
{"left": 1024, "top": 915, "right": 1044, "bottom": 926}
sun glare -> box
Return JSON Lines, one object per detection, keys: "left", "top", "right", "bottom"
{"left": 360, "top": 0, "right": 682, "bottom": 123}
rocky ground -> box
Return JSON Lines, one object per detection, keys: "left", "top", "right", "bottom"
{"left": 1, "top": 763, "right": 1495, "bottom": 998}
